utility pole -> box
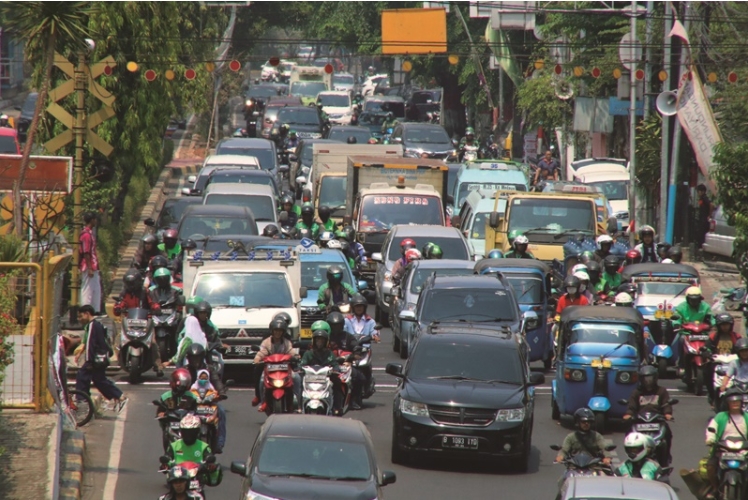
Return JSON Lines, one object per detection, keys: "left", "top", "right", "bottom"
{"left": 658, "top": 4, "right": 672, "bottom": 238}
{"left": 70, "top": 50, "right": 88, "bottom": 308}
{"left": 628, "top": 0, "right": 637, "bottom": 246}
{"left": 644, "top": 1, "right": 654, "bottom": 121}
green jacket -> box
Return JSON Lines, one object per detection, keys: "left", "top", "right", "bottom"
{"left": 295, "top": 220, "right": 321, "bottom": 239}
{"left": 320, "top": 219, "right": 337, "bottom": 233}
{"left": 317, "top": 282, "right": 357, "bottom": 310}
{"left": 504, "top": 250, "right": 536, "bottom": 260}
{"left": 560, "top": 430, "right": 607, "bottom": 459}
{"left": 673, "top": 300, "right": 714, "bottom": 327}
{"left": 166, "top": 438, "right": 221, "bottom": 484}
{"left": 707, "top": 412, "right": 748, "bottom": 450}
{"left": 596, "top": 271, "right": 622, "bottom": 295}
{"left": 158, "top": 242, "right": 182, "bottom": 260}
{"left": 617, "top": 459, "right": 661, "bottom": 480}
{"left": 301, "top": 348, "right": 339, "bottom": 370}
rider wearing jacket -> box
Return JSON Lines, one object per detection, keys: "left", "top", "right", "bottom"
{"left": 114, "top": 268, "right": 152, "bottom": 316}
{"left": 159, "top": 464, "right": 204, "bottom": 500}
{"left": 336, "top": 226, "right": 367, "bottom": 266}
{"left": 392, "top": 248, "right": 421, "bottom": 285}
{"left": 504, "top": 234, "right": 536, "bottom": 259}
{"left": 720, "top": 338, "right": 748, "bottom": 394}
{"left": 706, "top": 389, "right": 748, "bottom": 499}
{"left": 251, "top": 318, "right": 301, "bottom": 413}
{"left": 623, "top": 365, "right": 673, "bottom": 465}
{"left": 295, "top": 203, "right": 321, "bottom": 240}
{"left": 158, "top": 228, "right": 183, "bottom": 275}
{"left": 134, "top": 234, "right": 161, "bottom": 272}
{"left": 317, "top": 206, "right": 337, "bottom": 233}
{"left": 345, "top": 294, "right": 380, "bottom": 342}
{"left": 301, "top": 329, "right": 345, "bottom": 414}
{"left": 673, "top": 286, "right": 714, "bottom": 369}
{"left": 556, "top": 276, "right": 589, "bottom": 315}
{"left": 183, "top": 343, "right": 227, "bottom": 454}
{"left": 164, "top": 414, "right": 222, "bottom": 486}
{"left": 556, "top": 408, "right": 611, "bottom": 464}
{"left": 708, "top": 314, "right": 742, "bottom": 406}
{"left": 617, "top": 432, "right": 662, "bottom": 480}
{"left": 280, "top": 194, "right": 300, "bottom": 228}
{"left": 634, "top": 225, "right": 660, "bottom": 263}
{"left": 593, "top": 235, "right": 614, "bottom": 263}
{"left": 596, "top": 255, "right": 623, "bottom": 296}
{"left": 327, "top": 312, "right": 365, "bottom": 410}
{"left": 317, "top": 266, "right": 356, "bottom": 312}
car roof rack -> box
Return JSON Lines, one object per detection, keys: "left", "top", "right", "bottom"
{"left": 427, "top": 321, "right": 515, "bottom": 339}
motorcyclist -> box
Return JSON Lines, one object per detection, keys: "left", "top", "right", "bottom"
{"left": 345, "top": 293, "right": 380, "bottom": 342}
{"left": 623, "top": 365, "right": 673, "bottom": 465}
{"left": 284, "top": 129, "right": 299, "bottom": 150}
{"left": 159, "top": 228, "right": 183, "bottom": 275}
{"left": 555, "top": 407, "right": 611, "bottom": 465}
{"left": 133, "top": 234, "right": 160, "bottom": 272}
{"left": 381, "top": 112, "right": 397, "bottom": 135}
{"left": 163, "top": 414, "right": 222, "bottom": 486}
{"left": 301, "top": 329, "right": 344, "bottom": 415}
{"left": 579, "top": 250, "right": 596, "bottom": 265}
{"left": 504, "top": 234, "right": 536, "bottom": 259}
{"left": 705, "top": 388, "right": 748, "bottom": 499}
{"left": 115, "top": 268, "right": 163, "bottom": 375}
{"left": 667, "top": 245, "right": 683, "bottom": 264}
{"left": 183, "top": 344, "right": 227, "bottom": 453}
{"left": 586, "top": 261, "right": 602, "bottom": 289}
{"left": 262, "top": 224, "right": 280, "bottom": 239}
{"left": 594, "top": 235, "right": 614, "bottom": 263}
{"left": 295, "top": 202, "right": 321, "bottom": 240}
{"left": 158, "top": 368, "right": 198, "bottom": 416}
{"left": 164, "top": 303, "right": 212, "bottom": 369}
{"left": 276, "top": 124, "right": 289, "bottom": 149}
{"left": 327, "top": 311, "right": 365, "bottom": 411}
{"left": 487, "top": 249, "right": 504, "bottom": 259}
{"left": 596, "top": 255, "right": 623, "bottom": 296}
{"left": 390, "top": 238, "right": 417, "bottom": 282}
{"left": 719, "top": 337, "right": 748, "bottom": 396}
{"left": 317, "top": 265, "right": 356, "bottom": 312}
{"left": 707, "top": 315, "right": 742, "bottom": 407}
{"left": 656, "top": 242, "right": 672, "bottom": 262}
{"left": 148, "top": 268, "right": 182, "bottom": 321}
{"left": 616, "top": 432, "right": 662, "bottom": 480}
{"left": 624, "top": 249, "right": 642, "bottom": 267}
{"left": 251, "top": 318, "right": 301, "bottom": 413}
{"left": 458, "top": 127, "right": 478, "bottom": 159}
{"left": 336, "top": 226, "right": 366, "bottom": 266}
{"left": 159, "top": 464, "right": 204, "bottom": 500}
{"left": 614, "top": 292, "right": 634, "bottom": 308}
{"left": 318, "top": 230, "right": 335, "bottom": 249}
{"left": 673, "top": 286, "right": 714, "bottom": 370}
{"left": 422, "top": 242, "right": 443, "bottom": 260}
{"left": 574, "top": 270, "right": 595, "bottom": 303}
{"left": 556, "top": 276, "right": 589, "bottom": 315}
{"left": 280, "top": 194, "right": 301, "bottom": 227}
{"left": 392, "top": 248, "right": 421, "bottom": 285}
{"left": 316, "top": 102, "right": 329, "bottom": 125}
{"left": 634, "top": 225, "right": 660, "bottom": 263}
{"left": 316, "top": 205, "right": 337, "bottom": 233}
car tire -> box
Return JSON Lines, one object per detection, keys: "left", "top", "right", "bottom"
{"left": 391, "top": 428, "right": 409, "bottom": 465}
{"left": 399, "top": 335, "right": 408, "bottom": 359}
{"left": 392, "top": 331, "right": 400, "bottom": 352}
{"left": 376, "top": 304, "right": 390, "bottom": 327}
{"left": 508, "top": 431, "right": 531, "bottom": 473}
{"left": 551, "top": 398, "right": 560, "bottom": 421}
{"left": 543, "top": 356, "right": 553, "bottom": 371}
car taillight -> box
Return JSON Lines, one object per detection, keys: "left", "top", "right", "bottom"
{"left": 709, "top": 219, "right": 716, "bottom": 232}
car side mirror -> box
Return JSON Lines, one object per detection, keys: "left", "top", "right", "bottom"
{"left": 399, "top": 310, "right": 416, "bottom": 322}
{"left": 550, "top": 444, "right": 562, "bottom": 451}
{"left": 357, "top": 280, "right": 368, "bottom": 290}
{"left": 186, "top": 175, "right": 197, "bottom": 184}
{"left": 181, "top": 187, "right": 191, "bottom": 196}
{"left": 604, "top": 444, "right": 617, "bottom": 452}
{"left": 522, "top": 311, "right": 539, "bottom": 331}
{"left": 144, "top": 218, "right": 155, "bottom": 227}
{"left": 385, "top": 362, "right": 403, "bottom": 378}
{"left": 528, "top": 372, "right": 545, "bottom": 386}
{"left": 299, "top": 287, "right": 308, "bottom": 299}
{"left": 230, "top": 461, "right": 248, "bottom": 477}
{"left": 445, "top": 194, "right": 454, "bottom": 205}
{"left": 371, "top": 252, "right": 383, "bottom": 263}
{"left": 488, "top": 212, "right": 502, "bottom": 229}
{"left": 381, "top": 470, "right": 397, "bottom": 486}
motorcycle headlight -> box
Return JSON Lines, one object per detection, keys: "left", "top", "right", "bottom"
{"left": 272, "top": 379, "right": 285, "bottom": 388}
{"left": 727, "top": 440, "right": 744, "bottom": 450}
{"left": 127, "top": 330, "right": 147, "bottom": 338}
{"left": 399, "top": 398, "right": 429, "bottom": 417}
{"left": 497, "top": 408, "right": 525, "bottom": 422}
{"left": 384, "top": 272, "right": 392, "bottom": 282}
{"left": 245, "top": 99, "right": 252, "bottom": 106}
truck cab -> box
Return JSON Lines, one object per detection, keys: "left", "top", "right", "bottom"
{"left": 289, "top": 66, "right": 332, "bottom": 106}
{"left": 447, "top": 160, "right": 529, "bottom": 216}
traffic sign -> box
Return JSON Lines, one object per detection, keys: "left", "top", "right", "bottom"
{"left": 0, "top": 155, "right": 73, "bottom": 192}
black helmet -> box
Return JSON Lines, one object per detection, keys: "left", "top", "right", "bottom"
{"left": 639, "top": 365, "right": 658, "bottom": 391}
{"left": 603, "top": 255, "right": 620, "bottom": 272}
{"left": 716, "top": 313, "right": 735, "bottom": 328}
{"left": 142, "top": 234, "right": 158, "bottom": 246}
{"left": 327, "top": 265, "right": 344, "bottom": 285}
{"left": 312, "top": 329, "right": 329, "bottom": 348}
{"left": 123, "top": 268, "right": 143, "bottom": 292}
{"left": 280, "top": 194, "right": 294, "bottom": 207}
{"left": 149, "top": 255, "right": 168, "bottom": 272}
{"left": 273, "top": 312, "right": 293, "bottom": 327}
{"left": 668, "top": 246, "right": 683, "bottom": 263}
{"left": 339, "top": 240, "right": 350, "bottom": 253}
{"left": 586, "top": 260, "right": 601, "bottom": 274}
{"left": 269, "top": 318, "right": 287, "bottom": 333}
{"left": 326, "top": 311, "right": 345, "bottom": 329}
{"left": 573, "top": 407, "right": 595, "bottom": 432}
{"left": 725, "top": 387, "right": 743, "bottom": 402}
{"left": 347, "top": 136, "right": 358, "bottom": 144}
{"left": 186, "top": 343, "right": 205, "bottom": 370}
{"left": 563, "top": 275, "right": 580, "bottom": 295}
{"left": 194, "top": 301, "right": 212, "bottom": 319}
{"left": 351, "top": 293, "right": 367, "bottom": 309}
{"left": 301, "top": 203, "right": 314, "bottom": 217}
{"left": 656, "top": 242, "right": 672, "bottom": 258}
{"left": 262, "top": 224, "right": 279, "bottom": 237}
{"left": 318, "top": 206, "right": 331, "bottom": 220}
{"left": 341, "top": 225, "right": 355, "bottom": 242}
{"left": 736, "top": 338, "right": 748, "bottom": 353}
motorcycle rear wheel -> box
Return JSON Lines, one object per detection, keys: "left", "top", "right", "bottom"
{"left": 594, "top": 412, "right": 606, "bottom": 434}
{"left": 723, "top": 483, "right": 740, "bottom": 500}
{"left": 157, "top": 338, "right": 169, "bottom": 363}
{"left": 128, "top": 356, "right": 141, "bottom": 384}
{"left": 695, "top": 367, "right": 705, "bottom": 396}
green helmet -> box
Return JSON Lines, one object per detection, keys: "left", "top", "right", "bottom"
{"left": 289, "top": 129, "right": 297, "bottom": 137}
{"left": 310, "top": 320, "right": 331, "bottom": 334}
{"left": 465, "top": 127, "right": 475, "bottom": 137}
{"left": 507, "top": 229, "right": 523, "bottom": 245}
{"left": 153, "top": 267, "right": 171, "bottom": 279}
{"left": 429, "top": 244, "right": 443, "bottom": 259}
{"left": 185, "top": 295, "right": 203, "bottom": 313}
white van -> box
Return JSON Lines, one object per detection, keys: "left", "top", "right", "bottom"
{"left": 457, "top": 189, "right": 508, "bottom": 259}
{"left": 573, "top": 163, "right": 630, "bottom": 229}
{"left": 202, "top": 183, "right": 278, "bottom": 233}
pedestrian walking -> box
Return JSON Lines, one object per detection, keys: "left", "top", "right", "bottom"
{"left": 79, "top": 212, "right": 101, "bottom": 313}
{"left": 75, "top": 305, "right": 128, "bottom": 413}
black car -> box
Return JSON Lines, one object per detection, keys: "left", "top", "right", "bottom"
{"left": 148, "top": 196, "right": 202, "bottom": 237}
{"left": 391, "top": 123, "right": 457, "bottom": 161}
{"left": 358, "top": 112, "right": 386, "bottom": 141}
{"left": 274, "top": 106, "right": 323, "bottom": 140}
{"left": 230, "top": 414, "right": 396, "bottom": 500}
{"left": 15, "top": 92, "right": 38, "bottom": 142}
{"left": 327, "top": 126, "right": 373, "bottom": 144}
{"left": 387, "top": 331, "right": 543, "bottom": 471}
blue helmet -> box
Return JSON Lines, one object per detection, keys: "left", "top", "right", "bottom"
{"left": 487, "top": 249, "right": 504, "bottom": 259}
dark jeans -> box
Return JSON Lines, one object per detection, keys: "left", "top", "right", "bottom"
{"left": 76, "top": 363, "right": 122, "bottom": 401}
{"left": 216, "top": 404, "right": 226, "bottom": 450}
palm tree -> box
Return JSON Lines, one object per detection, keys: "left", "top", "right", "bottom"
{"left": 0, "top": 2, "right": 94, "bottom": 237}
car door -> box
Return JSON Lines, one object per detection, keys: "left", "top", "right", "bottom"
{"left": 375, "top": 232, "right": 392, "bottom": 300}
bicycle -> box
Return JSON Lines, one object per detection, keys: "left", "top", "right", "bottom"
{"left": 64, "top": 384, "right": 95, "bottom": 427}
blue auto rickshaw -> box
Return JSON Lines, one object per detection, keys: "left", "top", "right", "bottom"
{"left": 474, "top": 258, "right": 554, "bottom": 369}
{"left": 552, "top": 306, "right": 645, "bottom": 432}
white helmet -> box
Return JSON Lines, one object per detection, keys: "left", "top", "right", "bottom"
{"left": 574, "top": 271, "right": 590, "bottom": 292}
{"left": 179, "top": 414, "right": 201, "bottom": 430}
{"left": 661, "top": 258, "right": 674, "bottom": 264}
{"left": 624, "top": 432, "right": 654, "bottom": 462}
{"left": 615, "top": 292, "right": 634, "bottom": 307}
{"left": 326, "top": 239, "right": 342, "bottom": 249}
{"left": 596, "top": 234, "right": 613, "bottom": 250}
{"left": 571, "top": 264, "right": 588, "bottom": 275}
{"left": 514, "top": 234, "right": 529, "bottom": 246}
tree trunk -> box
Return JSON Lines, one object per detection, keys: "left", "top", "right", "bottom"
{"left": 12, "top": 33, "right": 57, "bottom": 237}
{"left": 440, "top": 72, "right": 465, "bottom": 139}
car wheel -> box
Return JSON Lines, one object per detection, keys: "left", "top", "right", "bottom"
{"left": 399, "top": 334, "right": 408, "bottom": 359}
{"left": 392, "top": 331, "right": 400, "bottom": 352}
{"left": 376, "top": 304, "right": 390, "bottom": 327}
{"left": 507, "top": 432, "right": 531, "bottom": 473}
{"left": 391, "top": 428, "right": 409, "bottom": 465}
{"left": 551, "top": 398, "right": 560, "bottom": 421}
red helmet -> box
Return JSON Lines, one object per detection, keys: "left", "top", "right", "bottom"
{"left": 400, "top": 238, "right": 417, "bottom": 252}
{"left": 404, "top": 248, "right": 422, "bottom": 263}
{"left": 625, "top": 249, "right": 642, "bottom": 265}
{"left": 163, "top": 228, "right": 178, "bottom": 242}
{"left": 170, "top": 368, "right": 192, "bottom": 396}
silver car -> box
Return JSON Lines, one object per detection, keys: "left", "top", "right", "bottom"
{"left": 703, "top": 206, "right": 735, "bottom": 258}
{"left": 560, "top": 476, "right": 679, "bottom": 500}
{"left": 371, "top": 225, "right": 472, "bottom": 327}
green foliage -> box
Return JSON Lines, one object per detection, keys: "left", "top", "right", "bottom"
{"left": 634, "top": 114, "right": 662, "bottom": 196}
{"left": 0, "top": 235, "right": 29, "bottom": 263}
{"left": 517, "top": 72, "right": 573, "bottom": 131}
{"left": 0, "top": 271, "right": 19, "bottom": 419}
{"left": 712, "top": 142, "right": 748, "bottom": 279}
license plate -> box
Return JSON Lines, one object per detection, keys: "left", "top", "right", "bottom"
{"left": 636, "top": 423, "right": 660, "bottom": 431}
{"left": 300, "top": 328, "right": 312, "bottom": 339}
{"left": 227, "top": 345, "right": 252, "bottom": 356}
{"left": 267, "top": 363, "right": 289, "bottom": 371}
{"left": 196, "top": 405, "right": 214, "bottom": 415}
{"left": 170, "top": 421, "right": 180, "bottom": 429}
{"left": 688, "top": 335, "right": 709, "bottom": 341}
{"left": 721, "top": 452, "right": 744, "bottom": 460}
{"left": 441, "top": 436, "right": 479, "bottom": 450}
{"left": 161, "top": 308, "right": 174, "bottom": 314}
{"left": 189, "top": 479, "right": 201, "bottom": 490}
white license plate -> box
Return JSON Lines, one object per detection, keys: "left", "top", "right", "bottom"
{"left": 161, "top": 309, "right": 174, "bottom": 314}
{"left": 267, "top": 363, "right": 289, "bottom": 371}
{"left": 189, "top": 479, "right": 201, "bottom": 490}
{"left": 636, "top": 423, "right": 660, "bottom": 431}
{"left": 196, "top": 406, "right": 214, "bottom": 415}
{"left": 721, "top": 452, "right": 744, "bottom": 460}
{"left": 441, "top": 436, "right": 479, "bottom": 450}
{"left": 688, "top": 335, "right": 709, "bottom": 341}
{"left": 169, "top": 422, "right": 180, "bottom": 429}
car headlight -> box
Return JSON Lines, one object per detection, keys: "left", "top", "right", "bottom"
{"left": 272, "top": 379, "right": 285, "bottom": 388}
{"left": 564, "top": 368, "right": 587, "bottom": 382}
{"left": 403, "top": 149, "right": 420, "bottom": 158}
{"left": 497, "top": 408, "right": 525, "bottom": 422}
{"left": 406, "top": 302, "right": 416, "bottom": 312}
{"left": 384, "top": 272, "right": 392, "bottom": 282}
{"left": 247, "top": 490, "right": 280, "bottom": 500}
{"left": 400, "top": 398, "right": 429, "bottom": 417}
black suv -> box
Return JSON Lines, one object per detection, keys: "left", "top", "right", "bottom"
{"left": 387, "top": 332, "right": 543, "bottom": 471}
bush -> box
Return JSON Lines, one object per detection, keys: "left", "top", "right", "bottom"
{"left": 0, "top": 271, "right": 18, "bottom": 418}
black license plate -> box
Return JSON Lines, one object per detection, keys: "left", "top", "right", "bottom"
{"left": 441, "top": 436, "right": 479, "bottom": 450}
{"left": 227, "top": 345, "right": 252, "bottom": 356}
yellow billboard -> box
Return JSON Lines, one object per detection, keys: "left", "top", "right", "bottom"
{"left": 381, "top": 8, "right": 447, "bottom": 55}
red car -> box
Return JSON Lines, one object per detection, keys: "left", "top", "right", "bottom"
{"left": 0, "top": 127, "right": 21, "bottom": 154}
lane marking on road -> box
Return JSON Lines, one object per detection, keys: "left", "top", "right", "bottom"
{"left": 102, "top": 403, "right": 128, "bottom": 498}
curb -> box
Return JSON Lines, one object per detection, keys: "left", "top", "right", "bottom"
{"left": 48, "top": 412, "right": 62, "bottom": 500}
{"left": 58, "top": 429, "right": 85, "bottom": 500}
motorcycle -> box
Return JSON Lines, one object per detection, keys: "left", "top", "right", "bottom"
{"left": 648, "top": 305, "right": 677, "bottom": 379}
{"left": 259, "top": 352, "right": 297, "bottom": 415}
{"left": 712, "top": 287, "right": 746, "bottom": 313}
{"left": 159, "top": 455, "right": 219, "bottom": 498}
{"left": 151, "top": 294, "right": 182, "bottom": 363}
{"left": 206, "top": 343, "right": 226, "bottom": 382}
{"left": 460, "top": 144, "right": 479, "bottom": 162}
{"left": 152, "top": 399, "right": 194, "bottom": 453}
{"left": 352, "top": 334, "right": 376, "bottom": 399}
{"left": 619, "top": 398, "right": 679, "bottom": 467}
{"left": 716, "top": 437, "right": 748, "bottom": 500}
{"left": 679, "top": 322, "right": 711, "bottom": 395}
{"left": 117, "top": 307, "right": 155, "bottom": 384}
{"left": 193, "top": 395, "right": 220, "bottom": 452}
{"left": 330, "top": 352, "right": 354, "bottom": 416}
{"left": 301, "top": 365, "right": 335, "bottom": 415}
{"left": 550, "top": 446, "right": 615, "bottom": 499}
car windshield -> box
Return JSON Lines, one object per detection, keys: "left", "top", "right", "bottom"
{"left": 387, "top": 236, "right": 468, "bottom": 261}
{"left": 409, "top": 267, "right": 474, "bottom": 294}
{"left": 404, "top": 127, "right": 451, "bottom": 145}
{"left": 570, "top": 323, "right": 637, "bottom": 345}
{"left": 504, "top": 274, "right": 544, "bottom": 304}
{"left": 457, "top": 183, "right": 525, "bottom": 208}
{"left": 206, "top": 173, "right": 276, "bottom": 194}
{"left": 507, "top": 198, "right": 595, "bottom": 234}
{"left": 359, "top": 113, "right": 386, "bottom": 126}
{"left": 359, "top": 195, "right": 443, "bottom": 231}
{"left": 194, "top": 272, "right": 293, "bottom": 308}
{"left": 637, "top": 282, "right": 690, "bottom": 297}
{"left": 257, "top": 437, "right": 371, "bottom": 480}
{"left": 290, "top": 81, "right": 328, "bottom": 97}
{"left": 157, "top": 198, "right": 199, "bottom": 229}
{"left": 178, "top": 216, "right": 258, "bottom": 239}
{"left": 420, "top": 289, "right": 517, "bottom": 323}
{"left": 318, "top": 94, "right": 350, "bottom": 107}
{"left": 248, "top": 87, "right": 278, "bottom": 98}
{"left": 411, "top": 91, "right": 442, "bottom": 104}
{"left": 318, "top": 177, "right": 347, "bottom": 214}
{"left": 332, "top": 74, "right": 354, "bottom": 85}
{"left": 277, "top": 108, "right": 321, "bottom": 126}
{"left": 328, "top": 128, "right": 371, "bottom": 143}
{"left": 589, "top": 180, "right": 628, "bottom": 201}
{"left": 409, "top": 340, "right": 524, "bottom": 383}
{"left": 363, "top": 100, "right": 405, "bottom": 117}
{"left": 0, "top": 135, "right": 17, "bottom": 153}
{"left": 215, "top": 147, "right": 276, "bottom": 170}
{"left": 301, "top": 260, "right": 353, "bottom": 289}
{"left": 204, "top": 195, "right": 275, "bottom": 221}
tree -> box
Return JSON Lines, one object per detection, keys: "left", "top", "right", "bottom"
{"left": 0, "top": 2, "right": 95, "bottom": 237}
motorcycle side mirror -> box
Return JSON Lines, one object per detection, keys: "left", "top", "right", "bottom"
{"left": 604, "top": 444, "right": 617, "bottom": 452}
{"left": 358, "top": 335, "right": 372, "bottom": 345}
{"left": 152, "top": 399, "right": 162, "bottom": 406}
{"left": 144, "top": 218, "right": 155, "bottom": 227}
{"left": 337, "top": 357, "right": 347, "bottom": 364}
{"left": 669, "top": 399, "right": 679, "bottom": 405}
{"left": 617, "top": 399, "right": 628, "bottom": 405}
{"left": 225, "top": 379, "right": 236, "bottom": 387}
{"left": 159, "top": 456, "right": 170, "bottom": 465}
{"left": 205, "top": 455, "right": 216, "bottom": 464}
{"left": 374, "top": 324, "right": 383, "bottom": 330}
{"left": 250, "top": 345, "right": 260, "bottom": 352}
{"left": 549, "top": 444, "right": 562, "bottom": 451}
{"left": 292, "top": 341, "right": 301, "bottom": 349}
